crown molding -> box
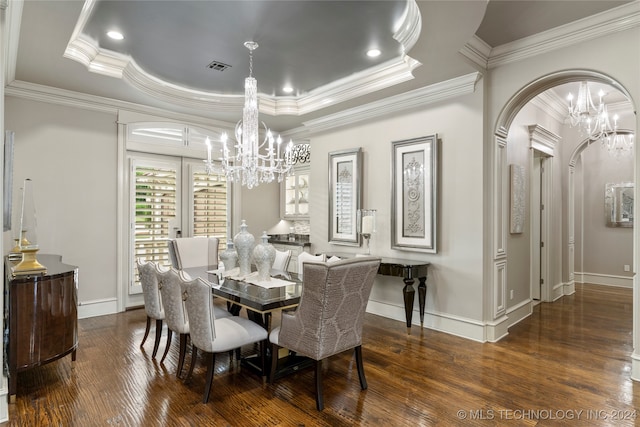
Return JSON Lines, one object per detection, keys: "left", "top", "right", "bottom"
{"left": 4, "top": 0, "right": 23, "bottom": 83}
{"left": 461, "top": 2, "right": 640, "bottom": 70}
{"left": 4, "top": 80, "right": 233, "bottom": 130}
{"left": 529, "top": 90, "right": 567, "bottom": 125}
{"left": 394, "top": 0, "right": 422, "bottom": 52}
{"left": 459, "top": 35, "right": 491, "bottom": 70}
{"left": 63, "top": 0, "right": 423, "bottom": 117}
{"left": 285, "top": 71, "right": 481, "bottom": 138}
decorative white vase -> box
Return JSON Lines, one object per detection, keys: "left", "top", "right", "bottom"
{"left": 252, "top": 231, "right": 275, "bottom": 281}
{"left": 219, "top": 242, "right": 238, "bottom": 270}
{"left": 233, "top": 220, "right": 255, "bottom": 277}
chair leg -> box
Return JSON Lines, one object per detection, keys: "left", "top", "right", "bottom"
{"left": 160, "top": 329, "right": 173, "bottom": 363}
{"left": 269, "top": 343, "right": 280, "bottom": 383}
{"left": 315, "top": 359, "right": 324, "bottom": 411}
{"left": 355, "top": 345, "right": 367, "bottom": 390}
{"left": 177, "top": 333, "right": 188, "bottom": 378}
{"left": 140, "top": 316, "right": 151, "bottom": 347}
{"left": 185, "top": 346, "right": 198, "bottom": 383}
{"left": 152, "top": 319, "right": 163, "bottom": 358}
{"left": 203, "top": 353, "right": 216, "bottom": 404}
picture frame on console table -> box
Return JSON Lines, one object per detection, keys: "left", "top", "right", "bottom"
{"left": 391, "top": 135, "right": 438, "bottom": 253}
{"left": 328, "top": 147, "right": 362, "bottom": 246}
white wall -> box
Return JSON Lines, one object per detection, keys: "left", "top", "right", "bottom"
{"left": 4, "top": 97, "right": 118, "bottom": 306}
{"left": 308, "top": 89, "right": 486, "bottom": 337}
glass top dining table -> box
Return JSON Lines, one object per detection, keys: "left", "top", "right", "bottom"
{"left": 182, "top": 265, "right": 304, "bottom": 316}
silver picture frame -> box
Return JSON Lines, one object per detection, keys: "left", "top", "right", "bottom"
{"left": 328, "top": 147, "right": 362, "bottom": 246}
{"left": 605, "top": 182, "right": 633, "bottom": 228}
{"left": 391, "top": 135, "right": 438, "bottom": 253}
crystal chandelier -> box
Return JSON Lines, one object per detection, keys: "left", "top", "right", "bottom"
{"left": 566, "top": 81, "right": 635, "bottom": 157}
{"left": 566, "top": 81, "right": 605, "bottom": 137}
{"left": 204, "top": 41, "right": 293, "bottom": 189}
{"left": 599, "top": 113, "right": 634, "bottom": 159}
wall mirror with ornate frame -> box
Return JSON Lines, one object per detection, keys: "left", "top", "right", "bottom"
{"left": 605, "top": 182, "right": 633, "bottom": 228}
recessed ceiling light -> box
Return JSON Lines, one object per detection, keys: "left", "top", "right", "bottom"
{"left": 282, "top": 86, "right": 294, "bottom": 94}
{"left": 367, "top": 49, "right": 381, "bottom": 58}
{"left": 107, "top": 30, "right": 124, "bottom": 41}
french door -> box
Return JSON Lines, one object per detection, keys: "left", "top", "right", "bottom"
{"left": 126, "top": 152, "right": 228, "bottom": 307}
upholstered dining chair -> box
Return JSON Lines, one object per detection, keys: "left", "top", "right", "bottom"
{"left": 136, "top": 258, "right": 168, "bottom": 358}
{"left": 156, "top": 265, "right": 190, "bottom": 377}
{"left": 269, "top": 256, "right": 381, "bottom": 410}
{"left": 170, "top": 236, "right": 219, "bottom": 269}
{"left": 272, "top": 248, "right": 292, "bottom": 272}
{"left": 296, "top": 252, "right": 325, "bottom": 278}
{"left": 183, "top": 276, "right": 268, "bottom": 403}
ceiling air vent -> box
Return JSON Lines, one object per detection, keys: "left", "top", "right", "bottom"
{"left": 206, "top": 60, "right": 231, "bottom": 72}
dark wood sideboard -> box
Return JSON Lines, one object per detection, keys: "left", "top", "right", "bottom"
{"left": 4, "top": 254, "right": 78, "bottom": 401}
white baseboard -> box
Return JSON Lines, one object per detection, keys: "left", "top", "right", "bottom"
{"left": 632, "top": 352, "right": 640, "bottom": 382}
{"left": 506, "top": 299, "right": 533, "bottom": 329}
{"left": 78, "top": 298, "right": 119, "bottom": 319}
{"left": 366, "top": 299, "right": 486, "bottom": 342}
{"left": 574, "top": 272, "right": 633, "bottom": 288}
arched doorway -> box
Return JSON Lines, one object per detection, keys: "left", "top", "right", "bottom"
{"left": 489, "top": 69, "right": 638, "bottom": 378}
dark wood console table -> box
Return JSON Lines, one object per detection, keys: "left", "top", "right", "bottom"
{"left": 4, "top": 254, "right": 78, "bottom": 401}
{"left": 324, "top": 253, "right": 430, "bottom": 328}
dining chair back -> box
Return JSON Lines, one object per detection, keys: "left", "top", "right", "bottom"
{"left": 269, "top": 256, "right": 381, "bottom": 410}
{"left": 183, "top": 276, "right": 268, "bottom": 403}
{"left": 136, "top": 258, "right": 168, "bottom": 358}
{"left": 296, "top": 252, "right": 325, "bottom": 278}
{"left": 272, "top": 248, "right": 292, "bottom": 272}
{"left": 170, "top": 236, "right": 219, "bottom": 269}
{"left": 156, "top": 266, "right": 191, "bottom": 377}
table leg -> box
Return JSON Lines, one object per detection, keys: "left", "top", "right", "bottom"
{"left": 418, "top": 276, "right": 427, "bottom": 326}
{"left": 402, "top": 277, "right": 415, "bottom": 328}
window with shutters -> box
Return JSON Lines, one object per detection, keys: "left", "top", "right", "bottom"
{"left": 126, "top": 123, "right": 230, "bottom": 294}
{"left": 192, "top": 170, "right": 228, "bottom": 249}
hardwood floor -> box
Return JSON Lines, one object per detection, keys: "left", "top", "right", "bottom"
{"left": 3, "top": 283, "right": 639, "bottom": 426}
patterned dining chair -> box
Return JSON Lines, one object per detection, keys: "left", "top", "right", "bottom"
{"left": 269, "top": 256, "right": 381, "bottom": 410}
{"left": 183, "top": 276, "right": 268, "bottom": 403}
{"left": 136, "top": 258, "right": 168, "bottom": 358}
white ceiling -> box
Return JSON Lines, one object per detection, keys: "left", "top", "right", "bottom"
{"left": 6, "top": 0, "right": 636, "bottom": 133}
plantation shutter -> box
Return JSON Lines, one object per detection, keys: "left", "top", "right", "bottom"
{"left": 133, "top": 164, "right": 177, "bottom": 268}
{"left": 192, "top": 170, "right": 228, "bottom": 250}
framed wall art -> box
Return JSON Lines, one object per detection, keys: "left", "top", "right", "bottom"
{"left": 328, "top": 148, "right": 362, "bottom": 246}
{"left": 391, "top": 135, "right": 438, "bottom": 253}
{"left": 510, "top": 164, "right": 525, "bottom": 234}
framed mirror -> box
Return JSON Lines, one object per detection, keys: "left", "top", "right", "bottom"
{"left": 605, "top": 182, "right": 634, "bottom": 228}
{"left": 328, "top": 148, "right": 362, "bottom": 246}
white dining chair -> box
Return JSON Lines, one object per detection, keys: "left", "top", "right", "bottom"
{"left": 296, "top": 252, "right": 325, "bottom": 279}
{"left": 183, "top": 276, "right": 268, "bottom": 403}
{"left": 170, "top": 236, "right": 219, "bottom": 269}
{"left": 136, "top": 258, "right": 169, "bottom": 359}
{"left": 272, "top": 249, "right": 292, "bottom": 272}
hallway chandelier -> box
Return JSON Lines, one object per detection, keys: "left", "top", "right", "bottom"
{"left": 598, "top": 113, "right": 634, "bottom": 159}
{"left": 566, "top": 81, "right": 635, "bottom": 157}
{"left": 204, "top": 41, "right": 293, "bottom": 189}
{"left": 566, "top": 81, "right": 606, "bottom": 137}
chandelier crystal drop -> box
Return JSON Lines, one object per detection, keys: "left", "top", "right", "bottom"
{"left": 204, "top": 41, "right": 294, "bottom": 189}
